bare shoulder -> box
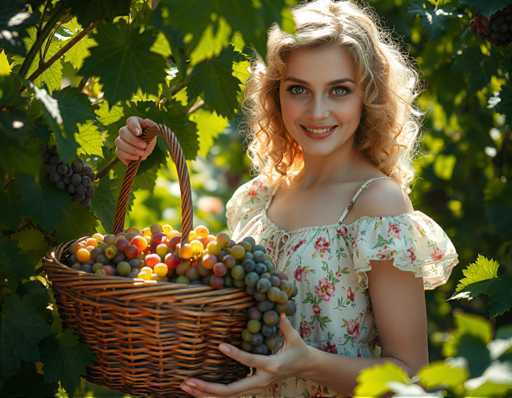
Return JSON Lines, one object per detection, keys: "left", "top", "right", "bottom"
{"left": 348, "top": 177, "right": 414, "bottom": 221}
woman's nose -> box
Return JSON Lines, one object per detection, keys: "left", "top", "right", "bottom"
{"left": 309, "top": 96, "right": 331, "bottom": 120}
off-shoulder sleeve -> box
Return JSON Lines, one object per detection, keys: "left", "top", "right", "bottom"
{"left": 225, "top": 176, "right": 270, "bottom": 236}
{"left": 346, "top": 211, "right": 459, "bottom": 290}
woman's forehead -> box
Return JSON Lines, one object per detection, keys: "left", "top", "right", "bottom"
{"left": 283, "top": 44, "right": 357, "bottom": 83}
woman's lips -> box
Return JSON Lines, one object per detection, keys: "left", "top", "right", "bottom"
{"left": 301, "top": 125, "right": 337, "bottom": 140}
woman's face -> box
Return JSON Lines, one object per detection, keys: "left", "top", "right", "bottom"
{"left": 279, "top": 44, "right": 364, "bottom": 158}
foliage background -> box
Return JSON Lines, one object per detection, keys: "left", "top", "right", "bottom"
{"left": 0, "top": 0, "right": 511, "bottom": 396}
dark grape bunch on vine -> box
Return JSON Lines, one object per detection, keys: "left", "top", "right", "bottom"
{"left": 43, "top": 146, "right": 95, "bottom": 207}
{"left": 471, "top": 5, "right": 512, "bottom": 46}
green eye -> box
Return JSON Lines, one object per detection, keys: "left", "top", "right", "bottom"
{"left": 332, "top": 86, "right": 349, "bottom": 96}
{"left": 288, "top": 85, "right": 306, "bottom": 95}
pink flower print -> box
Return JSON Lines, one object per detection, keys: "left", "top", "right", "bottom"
{"left": 335, "top": 270, "right": 343, "bottom": 279}
{"left": 388, "top": 223, "right": 401, "bottom": 238}
{"left": 431, "top": 247, "right": 444, "bottom": 261}
{"left": 345, "top": 318, "right": 361, "bottom": 338}
{"left": 321, "top": 341, "right": 338, "bottom": 354}
{"left": 315, "top": 278, "right": 335, "bottom": 302}
{"left": 288, "top": 239, "right": 305, "bottom": 255}
{"left": 300, "top": 320, "right": 311, "bottom": 338}
{"left": 312, "top": 304, "right": 321, "bottom": 315}
{"left": 407, "top": 248, "right": 416, "bottom": 263}
{"left": 294, "top": 266, "right": 306, "bottom": 282}
{"left": 346, "top": 287, "right": 355, "bottom": 302}
{"left": 247, "top": 188, "right": 258, "bottom": 198}
{"left": 314, "top": 236, "right": 330, "bottom": 255}
{"left": 336, "top": 226, "right": 348, "bottom": 238}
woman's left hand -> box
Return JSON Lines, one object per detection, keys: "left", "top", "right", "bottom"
{"left": 180, "top": 313, "right": 311, "bottom": 398}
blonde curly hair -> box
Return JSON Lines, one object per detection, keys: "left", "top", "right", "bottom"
{"left": 242, "top": 0, "right": 422, "bottom": 192}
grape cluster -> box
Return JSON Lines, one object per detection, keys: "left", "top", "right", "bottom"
{"left": 43, "top": 146, "right": 95, "bottom": 207}
{"left": 64, "top": 223, "right": 297, "bottom": 355}
{"left": 471, "top": 6, "right": 512, "bottom": 46}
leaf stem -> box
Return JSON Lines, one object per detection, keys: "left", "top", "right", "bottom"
{"left": 19, "top": 2, "right": 67, "bottom": 78}
{"left": 27, "top": 22, "right": 95, "bottom": 82}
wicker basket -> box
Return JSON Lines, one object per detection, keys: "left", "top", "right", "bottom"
{"left": 43, "top": 124, "right": 254, "bottom": 397}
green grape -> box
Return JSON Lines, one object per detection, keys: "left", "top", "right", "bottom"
{"left": 267, "top": 286, "right": 281, "bottom": 303}
{"left": 275, "top": 290, "right": 289, "bottom": 304}
{"left": 242, "top": 329, "right": 253, "bottom": 343}
{"left": 231, "top": 265, "right": 245, "bottom": 281}
{"left": 116, "top": 261, "right": 131, "bottom": 276}
{"left": 280, "top": 280, "right": 295, "bottom": 298}
{"left": 266, "top": 335, "right": 283, "bottom": 353}
{"left": 247, "top": 319, "right": 262, "bottom": 334}
{"left": 175, "top": 275, "right": 190, "bottom": 284}
{"left": 230, "top": 244, "right": 246, "bottom": 260}
{"left": 176, "top": 261, "right": 190, "bottom": 276}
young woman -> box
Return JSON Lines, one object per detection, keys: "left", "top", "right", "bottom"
{"left": 115, "top": 1, "right": 459, "bottom": 396}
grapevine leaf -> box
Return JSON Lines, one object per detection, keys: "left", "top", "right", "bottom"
{"left": 62, "top": 18, "right": 97, "bottom": 70}
{"left": 91, "top": 173, "right": 120, "bottom": 232}
{"left": 40, "top": 330, "right": 95, "bottom": 394}
{"left": 0, "top": 0, "right": 36, "bottom": 55}
{"left": 63, "top": 0, "right": 131, "bottom": 27}
{"left": 487, "top": 277, "right": 512, "bottom": 318}
{"left": 0, "top": 50, "right": 12, "bottom": 75}
{"left": 0, "top": 362, "right": 57, "bottom": 398}
{"left": 418, "top": 360, "right": 468, "bottom": 391}
{"left": 0, "top": 293, "right": 53, "bottom": 379}
{"left": 188, "top": 46, "right": 241, "bottom": 118}
{"left": 190, "top": 16, "right": 232, "bottom": 65}
{"left": 457, "top": 334, "right": 491, "bottom": 378}
{"left": 53, "top": 87, "right": 96, "bottom": 161}
{"left": 190, "top": 109, "right": 228, "bottom": 157}
{"left": 0, "top": 235, "right": 36, "bottom": 288}
{"left": 14, "top": 174, "right": 73, "bottom": 232}
{"left": 10, "top": 227, "right": 48, "bottom": 264}
{"left": 465, "top": 362, "right": 512, "bottom": 396}
{"left": 354, "top": 363, "right": 410, "bottom": 397}
{"left": 75, "top": 121, "right": 105, "bottom": 157}
{"left": 219, "top": 0, "right": 291, "bottom": 59}
{"left": 54, "top": 201, "right": 97, "bottom": 242}
{"left": 80, "top": 20, "right": 167, "bottom": 104}
{"left": 451, "top": 255, "right": 499, "bottom": 294}
{"left": 459, "top": 0, "right": 511, "bottom": 17}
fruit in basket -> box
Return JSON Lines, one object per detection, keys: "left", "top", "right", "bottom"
{"left": 64, "top": 223, "right": 297, "bottom": 355}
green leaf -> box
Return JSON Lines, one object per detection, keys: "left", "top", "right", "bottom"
{"left": 190, "top": 109, "right": 228, "bottom": 157}
{"left": 455, "top": 255, "right": 499, "bottom": 293}
{"left": 418, "top": 360, "right": 469, "bottom": 391}
{"left": 53, "top": 86, "right": 96, "bottom": 162}
{"left": 457, "top": 334, "right": 492, "bottom": 378}
{"left": 91, "top": 173, "right": 120, "bottom": 232}
{"left": 465, "top": 362, "right": 512, "bottom": 396}
{"left": 80, "top": 20, "right": 167, "bottom": 104}
{"left": 40, "top": 329, "right": 95, "bottom": 394}
{"left": 54, "top": 200, "right": 97, "bottom": 242}
{"left": 0, "top": 0, "right": 36, "bottom": 55}
{"left": 62, "top": 18, "right": 97, "bottom": 70}
{"left": 354, "top": 362, "right": 410, "bottom": 397}
{"left": 0, "top": 293, "right": 53, "bottom": 379}
{"left": 63, "top": 0, "right": 131, "bottom": 27}
{"left": 0, "top": 50, "right": 12, "bottom": 75}
{"left": 444, "top": 312, "right": 492, "bottom": 357}
{"left": 459, "top": 0, "right": 511, "bottom": 17}
{"left": 487, "top": 277, "right": 512, "bottom": 318}
{"left": 75, "top": 120, "right": 105, "bottom": 157}
{"left": 0, "top": 362, "right": 57, "bottom": 398}
{"left": 433, "top": 154, "right": 456, "bottom": 180}
{"left": 14, "top": 174, "right": 73, "bottom": 233}
{"left": 190, "top": 16, "right": 232, "bottom": 65}
{"left": 0, "top": 235, "right": 36, "bottom": 288}
{"left": 10, "top": 227, "right": 48, "bottom": 263}
{"left": 188, "top": 46, "right": 241, "bottom": 118}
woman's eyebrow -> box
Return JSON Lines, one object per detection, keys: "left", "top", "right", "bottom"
{"left": 284, "top": 76, "right": 356, "bottom": 85}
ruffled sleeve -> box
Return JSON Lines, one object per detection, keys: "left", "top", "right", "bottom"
{"left": 225, "top": 176, "right": 271, "bottom": 237}
{"left": 346, "top": 211, "right": 459, "bottom": 290}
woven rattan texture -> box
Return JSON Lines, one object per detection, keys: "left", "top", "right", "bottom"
{"left": 45, "top": 241, "right": 253, "bottom": 397}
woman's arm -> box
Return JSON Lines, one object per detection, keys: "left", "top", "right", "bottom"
{"left": 299, "top": 258, "right": 428, "bottom": 395}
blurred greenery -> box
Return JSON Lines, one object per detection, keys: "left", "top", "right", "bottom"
{"left": 1, "top": 0, "right": 511, "bottom": 396}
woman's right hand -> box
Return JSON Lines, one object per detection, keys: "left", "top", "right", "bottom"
{"left": 115, "top": 116, "right": 158, "bottom": 166}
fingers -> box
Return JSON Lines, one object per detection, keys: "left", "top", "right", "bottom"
{"left": 182, "top": 372, "right": 268, "bottom": 398}
{"left": 115, "top": 117, "right": 158, "bottom": 166}
{"left": 219, "top": 344, "right": 268, "bottom": 369}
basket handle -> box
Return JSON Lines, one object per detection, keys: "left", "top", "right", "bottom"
{"left": 112, "top": 123, "right": 193, "bottom": 244}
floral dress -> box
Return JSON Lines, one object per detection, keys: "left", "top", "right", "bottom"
{"left": 225, "top": 175, "right": 459, "bottom": 398}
